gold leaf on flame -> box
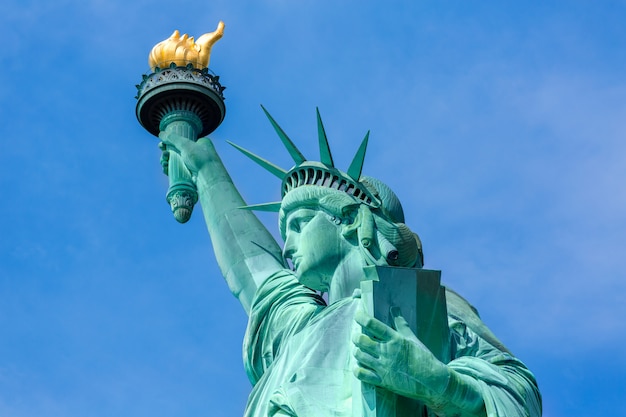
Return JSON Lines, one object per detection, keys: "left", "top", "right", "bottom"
{"left": 148, "top": 21, "right": 225, "bottom": 71}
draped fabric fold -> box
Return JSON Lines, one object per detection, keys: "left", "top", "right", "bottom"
{"left": 242, "top": 270, "right": 541, "bottom": 417}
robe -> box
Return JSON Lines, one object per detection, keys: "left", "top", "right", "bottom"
{"left": 242, "top": 270, "right": 541, "bottom": 417}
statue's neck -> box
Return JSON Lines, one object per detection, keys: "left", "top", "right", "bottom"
{"left": 328, "top": 250, "right": 366, "bottom": 304}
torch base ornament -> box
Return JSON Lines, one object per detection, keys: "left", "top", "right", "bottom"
{"left": 167, "top": 182, "right": 199, "bottom": 224}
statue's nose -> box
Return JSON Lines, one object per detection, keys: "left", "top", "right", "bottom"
{"left": 282, "top": 232, "right": 298, "bottom": 260}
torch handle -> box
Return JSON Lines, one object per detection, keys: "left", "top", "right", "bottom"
{"left": 160, "top": 111, "right": 202, "bottom": 223}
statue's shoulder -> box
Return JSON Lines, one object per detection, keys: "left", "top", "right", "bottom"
{"left": 444, "top": 287, "right": 511, "bottom": 354}
{"left": 444, "top": 287, "right": 480, "bottom": 319}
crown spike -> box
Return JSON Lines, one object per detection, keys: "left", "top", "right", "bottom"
{"left": 227, "top": 141, "right": 287, "bottom": 180}
{"left": 260, "top": 105, "right": 306, "bottom": 164}
{"left": 347, "top": 131, "right": 370, "bottom": 181}
{"left": 316, "top": 108, "right": 334, "bottom": 167}
{"left": 239, "top": 202, "right": 282, "bottom": 212}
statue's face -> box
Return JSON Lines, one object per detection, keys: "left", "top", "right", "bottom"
{"left": 283, "top": 208, "right": 352, "bottom": 291}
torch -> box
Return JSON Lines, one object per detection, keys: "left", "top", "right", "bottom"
{"left": 135, "top": 22, "right": 226, "bottom": 223}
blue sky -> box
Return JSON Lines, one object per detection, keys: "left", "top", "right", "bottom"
{"left": 2, "top": 1, "right": 625, "bottom": 416}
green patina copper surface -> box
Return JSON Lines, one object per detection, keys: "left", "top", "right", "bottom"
{"left": 150, "top": 108, "right": 541, "bottom": 416}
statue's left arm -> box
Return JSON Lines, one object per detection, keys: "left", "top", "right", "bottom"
{"left": 353, "top": 307, "right": 541, "bottom": 417}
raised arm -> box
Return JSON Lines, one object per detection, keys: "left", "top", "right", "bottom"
{"left": 159, "top": 132, "right": 285, "bottom": 314}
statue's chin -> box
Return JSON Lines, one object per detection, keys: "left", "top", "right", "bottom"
{"left": 296, "top": 269, "right": 329, "bottom": 293}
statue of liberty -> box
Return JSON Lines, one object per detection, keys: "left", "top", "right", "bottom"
{"left": 157, "top": 105, "right": 542, "bottom": 417}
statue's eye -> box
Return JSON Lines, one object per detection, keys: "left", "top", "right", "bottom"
{"left": 289, "top": 220, "right": 302, "bottom": 233}
{"left": 292, "top": 216, "right": 314, "bottom": 233}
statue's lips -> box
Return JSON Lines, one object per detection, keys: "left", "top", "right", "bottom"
{"left": 291, "top": 257, "right": 301, "bottom": 270}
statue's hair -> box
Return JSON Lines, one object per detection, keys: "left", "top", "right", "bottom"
{"left": 279, "top": 182, "right": 423, "bottom": 268}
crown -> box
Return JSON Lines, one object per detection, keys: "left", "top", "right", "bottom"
{"left": 229, "top": 106, "right": 381, "bottom": 212}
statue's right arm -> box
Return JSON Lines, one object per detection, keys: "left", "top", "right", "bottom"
{"left": 159, "top": 132, "right": 285, "bottom": 315}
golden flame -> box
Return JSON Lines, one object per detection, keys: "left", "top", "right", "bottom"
{"left": 148, "top": 21, "right": 225, "bottom": 71}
